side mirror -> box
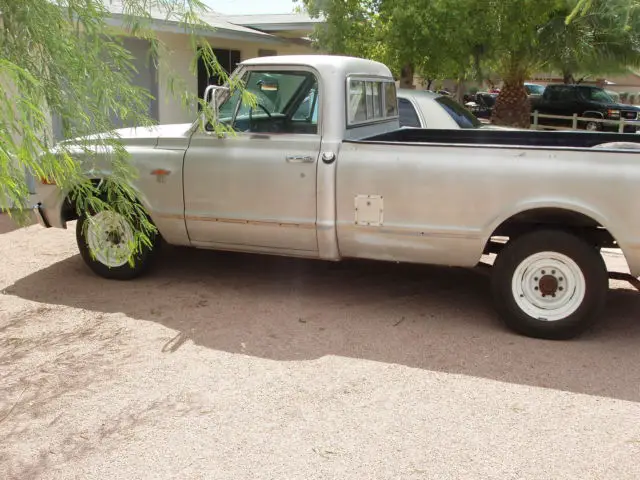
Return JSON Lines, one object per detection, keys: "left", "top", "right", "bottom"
{"left": 201, "top": 85, "right": 229, "bottom": 131}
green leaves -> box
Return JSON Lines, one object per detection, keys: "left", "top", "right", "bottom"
{"left": 0, "top": 0, "right": 228, "bottom": 259}
{"left": 302, "top": 0, "right": 640, "bottom": 126}
{"left": 540, "top": 0, "right": 640, "bottom": 83}
{"left": 299, "top": 0, "right": 389, "bottom": 65}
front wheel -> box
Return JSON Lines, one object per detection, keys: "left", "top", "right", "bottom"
{"left": 584, "top": 120, "right": 601, "bottom": 132}
{"left": 76, "top": 209, "right": 158, "bottom": 280}
{"left": 491, "top": 230, "right": 608, "bottom": 340}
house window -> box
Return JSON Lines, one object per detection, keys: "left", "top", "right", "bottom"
{"left": 258, "top": 49, "right": 277, "bottom": 57}
{"left": 197, "top": 48, "right": 241, "bottom": 101}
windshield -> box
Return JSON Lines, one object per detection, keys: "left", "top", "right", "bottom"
{"left": 526, "top": 84, "right": 545, "bottom": 95}
{"left": 435, "top": 96, "right": 482, "bottom": 128}
{"left": 218, "top": 70, "right": 314, "bottom": 124}
{"left": 477, "top": 93, "right": 497, "bottom": 107}
{"left": 577, "top": 86, "right": 615, "bottom": 103}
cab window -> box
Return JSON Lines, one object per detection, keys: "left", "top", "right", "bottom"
{"left": 346, "top": 77, "right": 398, "bottom": 127}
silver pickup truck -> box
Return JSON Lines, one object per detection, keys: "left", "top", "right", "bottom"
{"left": 34, "top": 55, "right": 640, "bottom": 340}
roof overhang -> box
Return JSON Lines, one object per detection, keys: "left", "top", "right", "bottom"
{"left": 233, "top": 22, "right": 319, "bottom": 32}
{"left": 105, "top": 14, "right": 288, "bottom": 44}
{"left": 223, "top": 14, "right": 323, "bottom": 35}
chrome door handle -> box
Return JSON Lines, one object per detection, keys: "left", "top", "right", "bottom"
{"left": 286, "top": 155, "right": 314, "bottom": 163}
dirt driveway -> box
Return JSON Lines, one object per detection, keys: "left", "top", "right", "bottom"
{"left": 1, "top": 215, "right": 640, "bottom": 479}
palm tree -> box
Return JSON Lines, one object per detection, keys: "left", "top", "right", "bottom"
{"left": 491, "top": 0, "right": 640, "bottom": 127}
{"left": 543, "top": 0, "right": 640, "bottom": 84}
{"left": 488, "top": 1, "right": 566, "bottom": 127}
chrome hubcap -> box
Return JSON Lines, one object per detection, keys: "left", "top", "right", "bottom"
{"left": 86, "top": 211, "right": 134, "bottom": 268}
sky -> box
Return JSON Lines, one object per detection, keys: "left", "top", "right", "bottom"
{"left": 204, "top": 0, "right": 297, "bottom": 15}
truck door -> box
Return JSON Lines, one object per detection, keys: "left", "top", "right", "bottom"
{"left": 183, "top": 67, "right": 321, "bottom": 254}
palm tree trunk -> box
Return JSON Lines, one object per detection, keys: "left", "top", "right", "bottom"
{"left": 491, "top": 75, "right": 531, "bottom": 128}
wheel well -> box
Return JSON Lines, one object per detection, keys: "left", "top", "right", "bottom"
{"left": 486, "top": 208, "right": 617, "bottom": 253}
{"left": 61, "top": 179, "right": 103, "bottom": 223}
{"left": 581, "top": 111, "right": 604, "bottom": 119}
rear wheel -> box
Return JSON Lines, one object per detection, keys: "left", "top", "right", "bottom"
{"left": 76, "top": 208, "right": 158, "bottom": 280}
{"left": 491, "top": 230, "right": 607, "bottom": 340}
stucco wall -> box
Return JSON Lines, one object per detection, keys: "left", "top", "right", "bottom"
{"left": 155, "top": 31, "right": 315, "bottom": 124}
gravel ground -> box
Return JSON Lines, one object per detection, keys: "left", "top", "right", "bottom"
{"left": 1, "top": 215, "right": 640, "bottom": 480}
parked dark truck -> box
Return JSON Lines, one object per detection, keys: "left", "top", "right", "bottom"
{"left": 531, "top": 84, "right": 640, "bottom": 133}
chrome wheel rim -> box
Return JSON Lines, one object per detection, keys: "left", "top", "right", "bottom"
{"left": 86, "top": 211, "right": 134, "bottom": 268}
{"left": 512, "top": 251, "right": 586, "bottom": 322}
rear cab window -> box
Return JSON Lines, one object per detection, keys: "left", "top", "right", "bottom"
{"left": 346, "top": 76, "right": 399, "bottom": 128}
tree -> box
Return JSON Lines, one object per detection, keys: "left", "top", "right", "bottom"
{"left": 548, "top": 0, "right": 640, "bottom": 84}
{"left": 0, "top": 0, "right": 235, "bottom": 258}
{"left": 300, "top": 0, "right": 640, "bottom": 128}
{"left": 299, "top": 0, "right": 394, "bottom": 75}
{"left": 300, "top": 0, "right": 567, "bottom": 112}
{"left": 490, "top": 0, "right": 640, "bottom": 126}
{"left": 299, "top": 0, "right": 496, "bottom": 92}
{"left": 481, "top": 0, "right": 568, "bottom": 127}
{"left": 383, "top": 0, "right": 497, "bottom": 99}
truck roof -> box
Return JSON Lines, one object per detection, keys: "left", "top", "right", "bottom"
{"left": 240, "top": 54, "right": 394, "bottom": 80}
{"left": 546, "top": 84, "right": 601, "bottom": 89}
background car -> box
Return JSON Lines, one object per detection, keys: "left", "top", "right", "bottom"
{"left": 397, "top": 89, "right": 513, "bottom": 130}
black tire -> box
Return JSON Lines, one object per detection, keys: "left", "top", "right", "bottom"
{"left": 76, "top": 209, "right": 159, "bottom": 280}
{"left": 491, "top": 230, "right": 607, "bottom": 340}
{"left": 581, "top": 115, "right": 602, "bottom": 132}
{"left": 584, "top": 121, "right": 601, "bottom": 131}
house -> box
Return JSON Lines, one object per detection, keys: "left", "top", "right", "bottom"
{"left": 50, "top": 2, "right": 322, "bottom": 138}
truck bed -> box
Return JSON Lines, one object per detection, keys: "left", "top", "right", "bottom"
{"left": 357, "top": 128, "right": 640, "bottom": 150}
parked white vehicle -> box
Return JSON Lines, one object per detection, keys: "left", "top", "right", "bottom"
{"left": 33, "top": 54, "right": 640, "bottom": 340}
{"left": 397, "top": 89, "right": 510, "bottom": 130}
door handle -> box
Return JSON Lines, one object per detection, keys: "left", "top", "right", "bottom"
{"left": 286, "top": 155, "right": 314, "bottom": 163}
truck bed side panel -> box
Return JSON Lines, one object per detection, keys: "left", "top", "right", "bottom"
{"left": 336, "top": 140, "right": 640, "bottom": 274}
